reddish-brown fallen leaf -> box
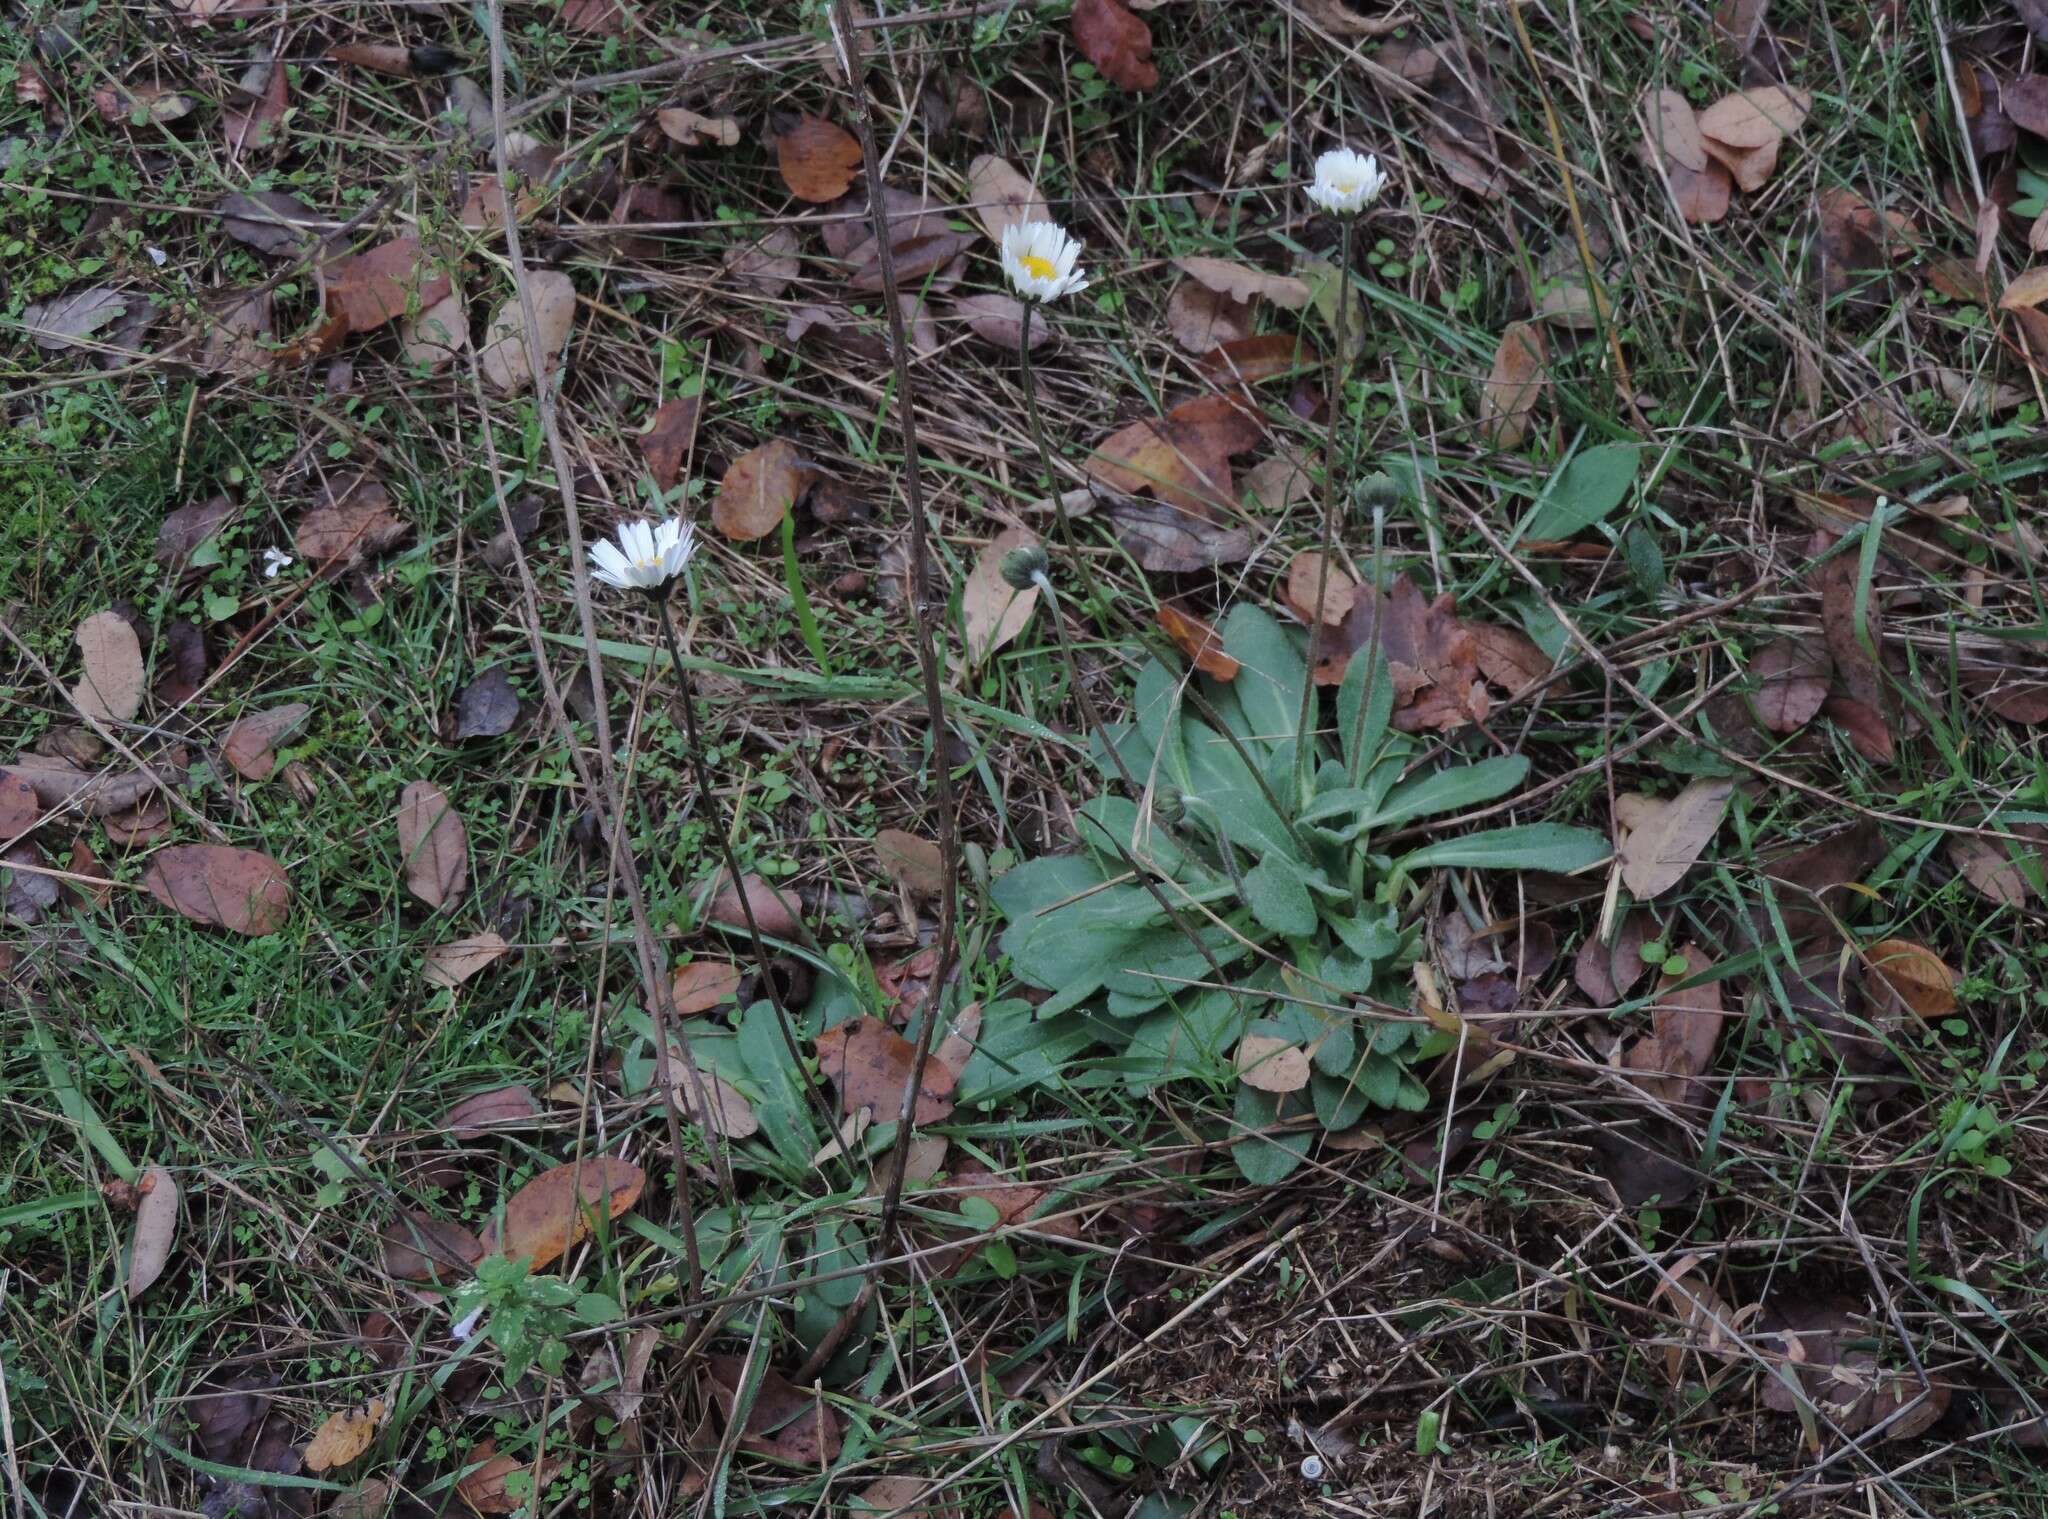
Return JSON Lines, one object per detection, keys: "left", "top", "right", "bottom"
{"left": 560, "top": 0, "right": 623, "bottom": 32}
{"left": 396, "top": 780, "right": 467, "bottom": 908}
{"left": 144, "top": 846, "right": 290, "bottom": 936}
{"left": 1667, "top": 156, "right": 1734, "bottom": 223}
{"left": 1643, "top": 87, "right": 1708, "bottom": 173}
{"left": 1196, "top": 333, "right": 1317, "bottom": 385}
{"left": 670, "top": 1060, "right": 760, "bottom": 1138}
{"left": 961, "top": 525, "right": 1041, "bottom": 666}
{"left": 1166, "top": 278, "right": 1255, "bottom": 352}
{"left": 423, "top": 931, "right": 511, "bottom": 989}
{"left": 637, "top": 397, "right": 702, "bottom": 493}
{"left": 458, "top": 1441, "right": 563, "bottom": 1514}
{"left": 487, "top": 1156, "right": 645, "bottom": 1270}
{"left": 1172, "top": 256, "right": 1312, "bottom": 311}
{"left": 1697, "top": 84, "right": 1810, "bottom": 149}
{"left": 1158, "top": 603, "right": 1240, "bottom": 679}
{"left": 224, "top": 56, "right": 289, "bottom": 155}
{"left": 1817, "top": 553, "right": 1894, "bottom": 763}
{"left": 1702, "top": 132, "right": 1780, "bottom": 193}
{"left": 0, "top": 775, "right": 38, "bottom": 847}
{"left": 325, "top": 237, "right": 451, "bottom": 334}
{"left": 126, "top": 1164, "right": 181, "bottom": 1299}
{"left": 671, "top": 959, "right": 743, "bottom": 1015}
{"left": 1465, "top": 620, "right": 1552, "bottom": 693}
{"left": 714, "top": 440, "right": 813, "bottom": 541}
{"left": 295, "top": 474, "right": 410, "bottom": 567}
{"left": 1314, "top": 574, "right": 1491, "bottom": 732}
{"left": 1086, "top": 394, "right": 1262, "bottom": 512}
{"left": 302, "top": 1399, "right": 384, "bottom": 1473}
{"left": 875, "top": 829, "right": 947, "bottom": 897}
{"left": 776, "top": 116, "right": 863, "bottom": 203}
{"left": 1072, "top": 0, "right": 1158, "bottom": 91}
{"left": 1623, "top": 946, "right": 1723, "bottom": 1106}
{"left": 1481, "top": 322, "right": 1546, "bottom": 447}
{"left": 1863, "top": 938, "right": 1957, "bottom": 1021}
{"left": 221, "top": 702, "right": 311, "bottom": 781}
{"left": 702, "top": 1356, "right": 844, "bottom": 1464}
{"left": 815, "top": 1015, "right": 955, "bottom": 1124}
{"left": 1285, "top": 551, "right": 1355, "bottom": 628}
{"left": 1947, "top": 836, "right": 2029, "bottom": 907}
{"left": 443, "top": 1085, "right": 541, "bottom": 1139}
{"left": 710, "top": 872, "right": 802, "bottom": 937}
{"left": 1756, "top": 1299, "right": 1949, "bottom": 1443}
{"left": 1751, "top": 638, "right": 1830, "bottom": 732}
{"left": 381, "top": 1210, "right": 484, "bottom": 1282}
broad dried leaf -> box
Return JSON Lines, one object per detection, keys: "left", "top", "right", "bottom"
{"left": 1086, "top": 394, "right": 1262, "bottom": 512}
{"left": 218, "top": 190, "right": 327, "bottom": 257}
{"left": 444, "top": 1085, "right": 540, "bottom": 1139}
{"left": 1701, "top": 131, "right": 1780, "bottom": 193}
{"left": 1235, "top": 1033, "right": 1311, "bottom": 1093}
{"left": 24, "top": 286, "right": 129, "bottom": 352}
{"left": 638, "top": 396, "right": 701, "bottom": 492}
{"left": 1751, "top": 638, "right": 1830, "bottom": 732}
{"left": 303, "top": 1401, "right": 384, "bottom": 1472}
{"left": 561, "top": 0, "right": 623, "bottom": 33}
{"left": 953, "top": 292, "right": 1043, "bottom": 349}
{"left": 657, "top": 107, "right": 740, "bottom": 147}
{"left": 1166, "top": 278, "right": 1255, "bottom": 352}
{"left": 671, "top": 1062, "right": 759, "bottom": 1138}
{"left": 158, "top": 496, "right": 240, "bottom": 568}
{"left": 964, "top": 155, "right": 1047, "bottom": 242}
{"left": 776, "top": 116, "right": 862, "bottom": 203}
{"left": 815, "top": 1015, "right": 955, "bottom": 1124}
{"left": 1196, "top": 333, "right": 1317, "bottom": 384}
{"left": 1315, "top": 574, "right": 1490, "bottom": 731}
{"left": 1072, "top": 0, "right": 1158, "bottom": 91}
{"left": 710, "top": 872, "right": 802, "bottom": 937}
{"left": 1757, "top": 1300, "right": 1949, "bottom": 1441}
{"left": 479, "top": 271, "right": 576, "bottom": 394}
{"left": 1864, "top": 938, "right": 1957, "bottom": 1020}
{"left": 397, "top": 289, "right": 467, "bottom": 371}
{"left": 1817, "top": 553, "right": 1893, "bottom": 762}
{"left": 961, "top": 526, "right": 1040, "bottom": 666}
{"left": 455, "top": 666, "right": 520, "bottom": 739}
{"left": 1107, "top": 498, "right": 1252, "bottom": 572}
{"left": 396, "top": 780, "right": 466, "bottom": 908}
{"left": 703, "top": 1356, "right": 844, "bottom": 1464}
{"left": 2000, "top": 265, "right": 2048, "bottom": 311}
{"left": 126, "top": 1163, "right": 180, "bottom": 1299}
{"left": 725, "top": 226, "right": 801, "bottom": 296}
{"left": 1697, "top": 84, "right": 1810, "bottom": 148}
{"left": 671, "top": 959, "right": 742, "bottom": 1015}
{"left": 714, "top": 439, "right": 812, "bottom": 541}
{"left": 1481, "top": 322, "right": 1546, "bottom": 447}
{"left": 0, "top": 775, "right": 38, "bottom": 847}
{"left": 221, "top": 702, "right": 310, "bottom": 781}
{"left": 422, "top": 931, "right": 511, "bottom": 988}
{"left": 1947, "top": 836, "right": 2028, "bottom": 907}
{"left": 295, "top": 474, "right": 409, "bottom": 567}
{"left": 1667, "top": 156, "right": 1734, "bottom": 223}
{"left": 1644, "top": 87, "right": 1708, "bottom": 173}
{"left": 202, "top": 290, "right": 276, "bottom": 376}
{"left": 1624, "top": 947, "right": 1724, "bottom": 1103}
{"left": 875, "top": 828, "right": 947, "bottom": 896}
{"left": 1241, "top": 449, "right": 1317, "bottom": 512}
{"left": 71, "top": 611, "right": 145, "bottom": 724}
{"left": 1285, "top": 551, "right": 1354, "bottom": 627}
{"left": 1158, "top": 602, "right": 1239, "bottom": 678}
{"left": 325, "top": 237, "right": 451, "bottom": 333}
{"left": 458, "top": 1441, "right": 563, "bottom": 1515}
{"left": 91, "top": 83, "right": 193, "bottom": 125}
{"left": 1466, "top": 620, "right": 1553, "bottom": 693}
{"left": 1617, "top": 779, "right": 1734, "bottom": 898}
{"left": 490, "top": 1156, "right": 645, "bottom": 1270}
{"left": 144, "top": 846, "right": 290, "bottom": 936}
{"left": 1172, "top": 256, "right": 1312, "bottom": 311}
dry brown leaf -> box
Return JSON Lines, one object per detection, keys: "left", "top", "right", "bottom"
{"left": 396, "top": 780, "right": 467, "bottom": 909}
{"left": 1285, "top": 551, "right": 1354, "bottom": 627}
{"left": 776, "top": 116, "right": 863, "bottom": 203}
{"left": 964, "top": 156, "right": 1047, "bottom": 242}
{"left": 1946, "top": 836, "right": 2029, "bottom": 907}
{"left": 671, "top": 1062, "right": 759, "bottom": 1138}
{"left": 220, "top": 702, "right": 310, "bottom": 781}
{"left": 381, "top": 1210, "right": 484, "bottom": 1282}
{"left": 479, "top": 272, "right": 576, "bottom": 394}
{"left": 303, "top": 1401, "right": 384, "bottom": 1472}
{"left": 422, "top": 932, "right": 511, "bottom": 989}
{"left": 1157, "top": 603, "right": 1239, "bottom": 679}
{"left": 1071, "top": 0, "right": 1158, "bottom": 90}
{"left": 126, "top": 1164, "right": 180, "bottom": 1300}
{"left": 1864, "top": 938, "right": 1957, "bottom": 1020}
{"left": 1697, "top": 83, "right": 1810, "bottom": 148}
{"left": 1644, "top": 87, "right": 1708, "bottom": 173}
{"left": 1196, "top": 333, "right": 1317, "bottom": 384}
{"left": 672, "top": 959, "right": 743, "bottom": 1015}
{"left": 961, "top": 526, "right": 1041, "bottom": 666}
{"left": 223, "top": 56, "right": 288, "bottom": 154}
{"left": 396, "top": 289, "right": 467, "bottom": 371}
{"left": 1241, "top": 449, "right": 1317, "bottom": 512}
{"left": 703, "top": 1356, "right": 844, "bottom": 1464}
{"left": 1234, "top": 1033, "right": 1311, "bottom": 1093}
{"left": 709, "top": 872, "right": 802, "bottom": 937}
{"left": 723, "top": 227, "right": 801, "bottom": 297}
{"left": 657, "top": 107, "right": 740, "bottom": 147}
{"left": 325, "top": 237, "right": 451, "bottom": 334}
{"left": 1086, "top": 393, "right": 1262, "bottom": 512}
{"left": 295, "top": 474, "right": 409, "bottom": 568}
{"left": 875, "top": 829, "right": 947, "bottom": 897}
{"left": 71, "top": 612, "right": 145, "bottom": 726}
{"left": 444, "top": 1084, "right": 541, "bottom": 1139}
{"left": 1108, "top": 498, "right": 1252, "bottom": 572}
{"left": 1173, "top": 255, "right": 1312, "bottom": 311}
{"left": 458, "top": 1441, "right": 563, "bottom": 1515}
{"left": 2000, "top": 265, "right": 2048, "bottom": 311}
{"left": 1623, "top": 947, "right": 1724, "bottom": 1104}
{"left": 637, "top": 396, "right": 701, "bottom": 494}
{"left": 489, "top": 1156, "right": 645, "bottom": 1270}
{"left": 143, "top": 846, "right": 290, "bottom": 936}
{"left": 1701, "top": 132, "right": 1780, "bottom": 193}
{"left": 1481, "top": 321, "right": 1547, "bottom": 448}
{"left": 714, "top": 439, "right": 812, "bottom": 541}
{"left": 1165, "top": 278, "right": 1255, "bottom": 353}
{"left": 815, "top": 1015, "right": 955, "bottom": 1124}
{"left": 1617, "top": 779, "right": 1733, "bottom": 899}
{"left": 1751, "top": 638, "right": 1830, "bottom": 732}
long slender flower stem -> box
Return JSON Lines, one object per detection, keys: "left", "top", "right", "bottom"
{"left": 1018, "top": 302, "right": 1116, "bottom": 629}
{"left": 1293, "top": 215, "right": 1354, "bottom": 804}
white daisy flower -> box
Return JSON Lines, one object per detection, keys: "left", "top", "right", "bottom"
{"left": 1000, "top": 220, "right": 1090, "bottom": 303}
{"left": 260, "top": 547, "right": 294, "bottom": 579}
{"left": 1306, "top": 148, "right": 1388, "bottom": 215}
{"left": 589, "top": 516, "right": 697, "bottom": 592}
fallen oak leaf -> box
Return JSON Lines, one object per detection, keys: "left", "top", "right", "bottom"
{"left": 458, "top": 1441, "right": 563, "bottom": 1515}
{"left": 638, "top": 396, "right": 701, "bottom": 492}
{"left": 964, "top": 155, "right": 1047, "bottom": 242}
{"left": 875, "top": 828, "right": 948, "bottom": 897}
{"left": 1751, "top": 637, "right": 1831, "bottom": 732}
{"left": 671, "top": 959, "right": 742, "bottom": 1015}
{"left": 396, "top": 780, "right": 467, "bottom": 909}
{"left": 443, "top": 1085, "right": 540, "bottom": 1139}
{"left": 295, "top": 473, "right": 410, "bottom": 568}
{"left": 478, "top": 271, "right": 576, "bottom": 395}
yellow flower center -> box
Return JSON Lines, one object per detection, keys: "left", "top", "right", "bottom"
{"left": 1019, "top": 252, "right": 1058, "bottom": 282}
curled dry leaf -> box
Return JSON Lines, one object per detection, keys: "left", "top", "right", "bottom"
{"left": 325, "top": 236, "right": 451, "bottom": 334}
{"left": 1481, "top": 321, "right": 1546, "bottom": 448}
{"left": 964, "top": 156, "right": 1047, "bottom": 243}
{"left": 91, "top": 83, "right": 194, "bottom": 125}
{"left": 815, "top": 1015, "right": 956, "bottom": 1124}
{"left": 1172, "top": 256, "right": 1312, "bottom": 311}
{"left": 488, "top": 1156, "right": 645, "bottom": 1271}
{"left": 396, "top": 780, "right": 467, "bottom": 909}
{"left": 638, "top": 395, "right": 701, "bottom": 493}
{"left": 303, "top": 1400, "right": 385, "bottom": 1473}
{"left": 875, "top": 828, "right": 947, "bottom": 896}
{"left": 961, "top": 526, "right": 1041, "bottom": 666}
{"left": 221, "top": 702, "right": 310, "bottom": 781}
{"left": 444, "top": 1085, "right": 540, "bottom": 1140}
{"left": 657, "top": 107, "right": 740, "bottom": 147}
{"left": 713, "top": 439, "right": 813, "bottom": 541}
{"left": 296, "top": 474, "right": 409, "bottom": 568}
{"left": 459, "top": 1441, "right": 563, "bottom": 1515}
{"left": 144, "top": 845, "right": 290, "bottom": 936}
{"left": 671, "top": 959, "right": 742, "bottom": 1015}
{"left": 1234, "top": 1033, "right": 1311, "bottom": 1093}
{"left": 126, "top": 1163, "right": 181, "bottom": 1300}
{"left": 1615, "top": 779, "right": 1734, "bottom": 899}
{"left": 1751, "top": 637, "right": 1830, "bottom": 732}
{"left": 422, "top": 931, "right": 511, "bottom": 988}
{"left": 1158, "top": 602, "right": 1239, "bottom": 679}
{"left": 1071, "top": 0, "right": 1158, "bottom": 91}
{"left": 1863, "top": 938, "right": 1957, "bottom": 1020}
{"left": 479, "top": 271, "right": 576, "bottom": 394}
{"left": 1196, "top": 333, "right": 1317, "bottom": 385}
{"left": 776, "top": 116, "right": 863, "bottom": 203}
{"left": 71, "top": 611, "right": 146, "bottom": 725}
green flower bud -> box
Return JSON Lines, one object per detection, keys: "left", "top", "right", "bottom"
{"left": 1354, "top": 472, "right": 1401, "bottom": 512}
{"left": 1151, "top": 785, "right": 1186, "bottom": 826}
{"left": 1000, "top": 544, "right": 1051, "bottom": 592}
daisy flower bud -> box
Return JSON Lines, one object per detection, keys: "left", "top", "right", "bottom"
{"left": 1306, "top": 148, "right": 1388, "bottom": 215}
{"left": 1354, "top": 472, "right": 1401, "bottom": 511}
{"left": 1001, "top": 220, "right": 1090, "bottom": 304}
{"left": 589, "top": 517, "right": 697, "bottom": 593}
{"left": 1000, "top": 543, "right": 1051, "bottom": 591}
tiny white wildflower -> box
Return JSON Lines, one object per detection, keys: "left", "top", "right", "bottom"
{"left": 1000, "top": 220, "right": 1090, "bottom": 303}
{"left": 450, "top": 1303, "right": 486, "bottom": 1342}
{"left": 261, "top": 546, "right": 293, "bottom": 579}
{"left": 1306, "top": 148, "right": 1388, "bottom": 215}
{"left": 588, "top": 516, "right": 697, "bottom": 592}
